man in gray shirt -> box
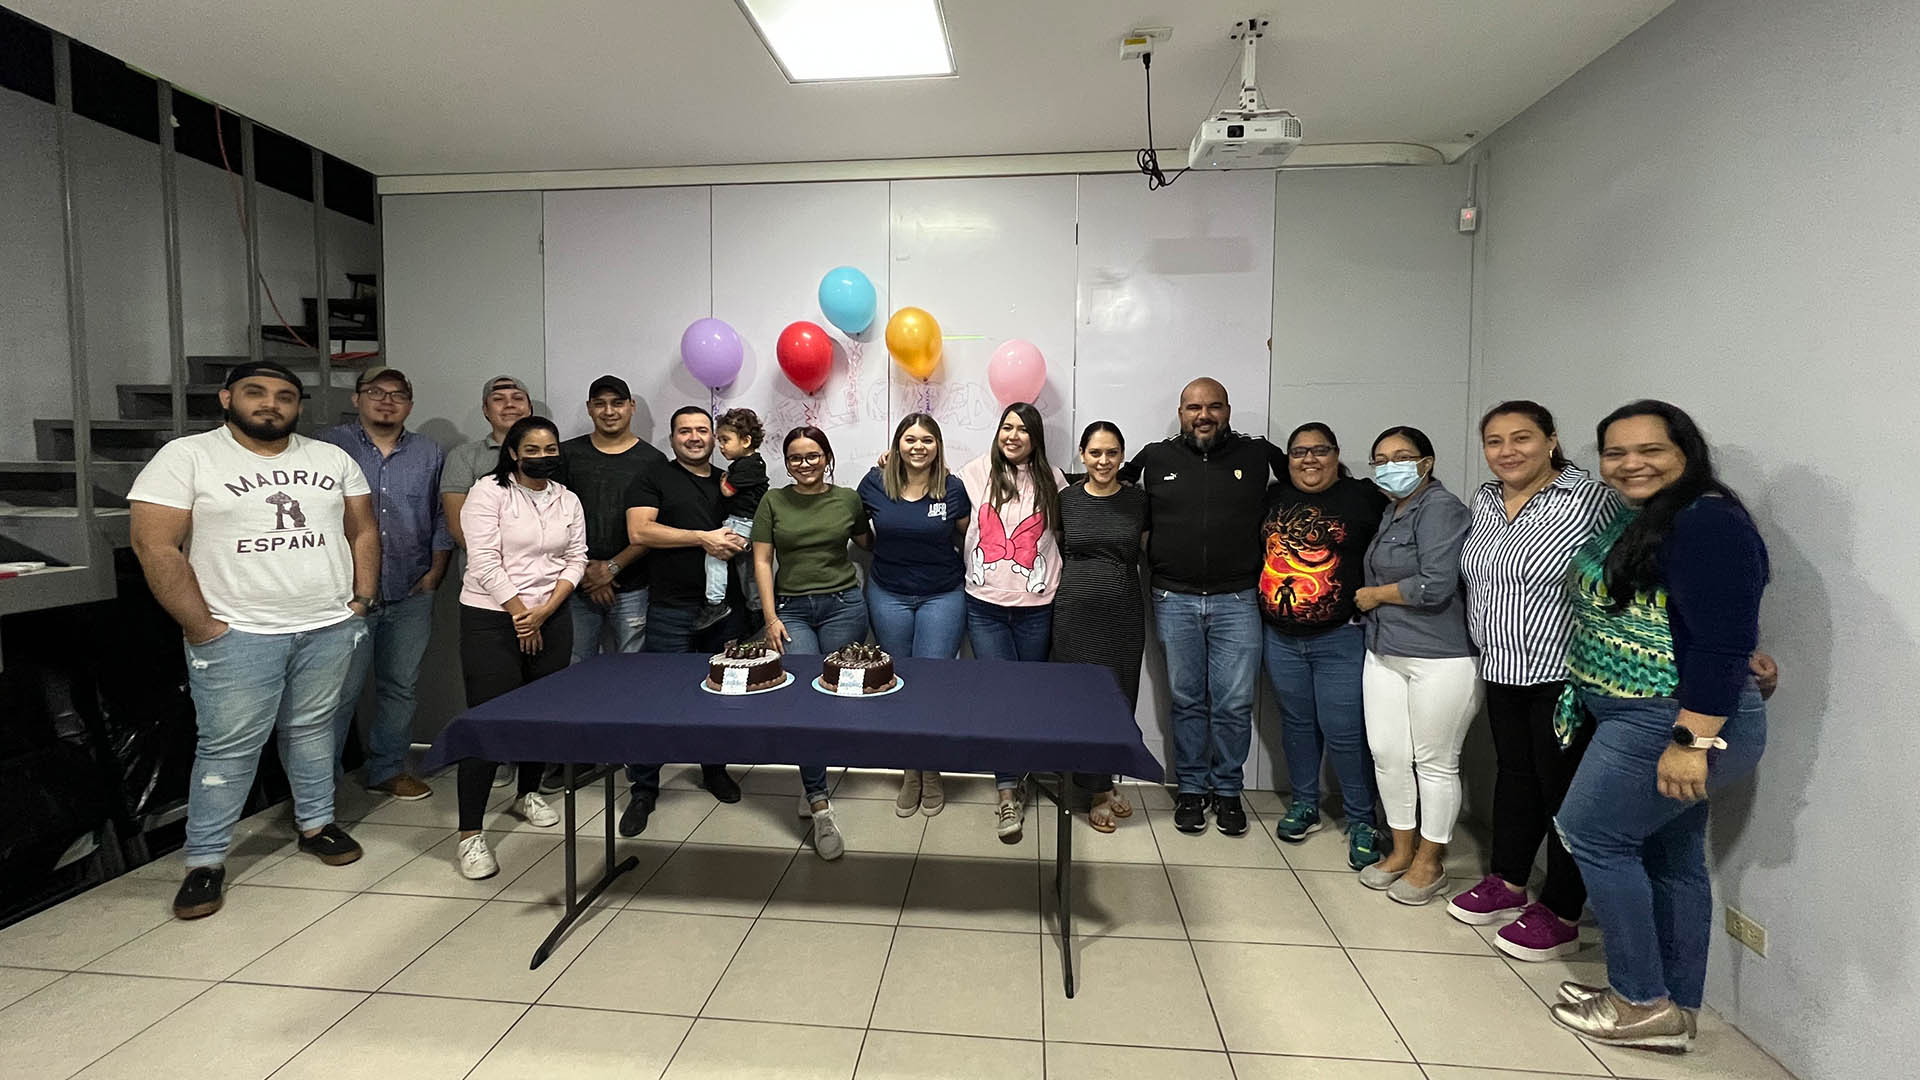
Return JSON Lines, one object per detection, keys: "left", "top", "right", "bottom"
{"left": 440, "top": 374, "right": 532, "bottom": 550}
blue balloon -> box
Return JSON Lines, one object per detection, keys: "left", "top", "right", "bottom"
{"left": 817, "top": 266, "right": 877, "bottom": 335}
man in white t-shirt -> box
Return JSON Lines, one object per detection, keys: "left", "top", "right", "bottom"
{"left": 128, "top": 361, "right": 382, "bottom": 920}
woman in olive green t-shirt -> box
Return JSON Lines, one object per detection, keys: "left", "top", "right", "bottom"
{"left": 750, "top": 425, "right": 872, "bottom": 860}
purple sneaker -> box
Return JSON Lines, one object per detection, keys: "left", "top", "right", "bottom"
{"left": 1446, "top": 875, "right": 1527, "bottom": 926}
{"left": 1495, "top": 902, "right": 1582, "bottom": 961}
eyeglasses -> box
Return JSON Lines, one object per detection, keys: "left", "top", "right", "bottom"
{"left": 786, "top": 453, "right": 825, "bottom": 466}
{"left": 360, "top": 387, "right": 412, "bottom": 403}
{"left": 1289, "top": 445, "right": 1335, "bottom": 460}
{"left": 1370, "top": 454, "right": 1429, "bottom": 466}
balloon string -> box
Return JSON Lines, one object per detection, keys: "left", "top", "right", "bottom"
{"left": 846, "top": 341, "right": 863, "bottom": 418}
{"left": 710, "top": 387, "right": 719, "bottom": 415}
{"left": 919, "top": 382, "right": 931, "bottom": 413}
{"left": 803, "top": 399, "right": 818, "bottom": 426}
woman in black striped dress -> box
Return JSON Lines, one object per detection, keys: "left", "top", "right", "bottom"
{"left": 1448, "top": 401, "right": 1620, "bottom": 958}
{"left": 1051, "top": 421, "right": 1150, "bottom": 832}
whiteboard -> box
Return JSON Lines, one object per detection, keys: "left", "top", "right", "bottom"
{"left": 543, "top": 186, "right": 713, "bottom": 445}
{"left": 1074, "top": 171, "right": 1275, "bottom": 451}
{"left": 886, "top": 176, "right": 1078, "bottom": 470}
{"left": 711, "top": 182, "right": 892, "bottom": 484}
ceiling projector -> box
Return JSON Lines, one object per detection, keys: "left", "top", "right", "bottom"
{"left": 1188, "top": 18, "right": 1302, "bottom": 169}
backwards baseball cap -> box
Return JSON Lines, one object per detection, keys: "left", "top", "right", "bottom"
{"left": 355, "top": 366, "right": 412, "bottom": 393}
{"left": 481, "top": 375, "right": 530, "bottom": 401}
{"left": 588, "top": 375, "right": 631, "bottom": 402}
{"left": 223, "top": 360, "right": 305, "bottom": 394}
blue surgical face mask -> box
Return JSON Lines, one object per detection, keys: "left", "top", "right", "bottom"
{"left": 1372, "top": 459, "right": 1426, "bottom": 498}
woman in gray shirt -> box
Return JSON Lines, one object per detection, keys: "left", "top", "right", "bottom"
{"left": 1353, "top": 426, "right": 1482, "bottom": 906}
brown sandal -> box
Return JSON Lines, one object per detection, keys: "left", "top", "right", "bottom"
{"left": 1106, "top": 787, "right": 1133, "bottom": 819}
{"left": 1088, "top": 793, "right": 1119, "bottom": 833}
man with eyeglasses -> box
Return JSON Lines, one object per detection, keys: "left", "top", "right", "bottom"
{"left": 615, "top": 405, "right": 750, "bottom": 835}
{"left": 319, "top": 367, "right": 453, "bottom": 799}
{"left": 1121, "top": 377, "right": 1289, "bottom": 838}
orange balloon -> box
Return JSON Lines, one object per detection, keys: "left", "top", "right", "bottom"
{"left": 885, "top": 307, "right": 943, "bottom": 380}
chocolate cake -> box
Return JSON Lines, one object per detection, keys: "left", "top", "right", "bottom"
{"left": 821, "top": 642, "right": 897, "bottom": 694}
{"left": 707, "top": 640, "right": 785, "bottom": 693}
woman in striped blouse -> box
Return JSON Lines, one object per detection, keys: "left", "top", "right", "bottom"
{"left": 1447, "top": 402, "right": 1620, "bottom": 960}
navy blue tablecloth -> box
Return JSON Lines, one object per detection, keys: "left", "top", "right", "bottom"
{"left": 420, "top": 654, "right": 1164, "bottom": 780}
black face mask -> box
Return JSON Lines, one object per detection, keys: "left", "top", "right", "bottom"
{"left": 519, "top": 456, "right": 562, "bottom": 480}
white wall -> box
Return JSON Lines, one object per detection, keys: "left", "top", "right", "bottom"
{"left": 381, "top": 189, "right": 548, "bottom": 732}
{"left": 0, "top": 89, "right": 379, "bottom": 459}
{"left": 1473, "top": 0, "right": 1920, "bottom": 1076}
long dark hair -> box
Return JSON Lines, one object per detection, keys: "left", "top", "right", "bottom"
{"left": 989, "top": 402, "right": 1058, "bottom": 530}
{"left": 1596, "top": 400, "right": 1756, "bottom": 610}
{"left": 1480, "top": 400, "right": 1571, "bottom": 470}
{"left": 782, "top": 425, "right": 836, "bottom": 483}
{"left": 1287, "top": 421, "right": 1351, "bottom": 478}
{"left": 883, "top": 412, "right": 947, "bottom": 501}
{"left": 490, "top": 416, "right": 561, "bottom": 487}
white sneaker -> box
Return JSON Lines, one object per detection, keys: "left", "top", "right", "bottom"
{"left": 458, "top": 834, "right": 498, "bottom": 879}
{"left": 513, "top": 792, "right": 560, "bottom": 827}
{"left": 996, "top": 796, "right": 1025, "bottom": 843}
{"left": 811, "top": 804, "right": 844, "bottom": 861}
{"left": 492, "top": 763, "right": 514, "bottom": 787}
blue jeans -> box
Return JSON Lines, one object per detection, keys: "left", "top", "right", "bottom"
{"left": 705, "top": 514, "right": 755, "bottom": 605}
{"left": 329, "top": 592, "right": 435, "bottom": 786}
{"left": 1153, "top": 588, "right": 1262, "bottom": 797}
{"left": 1555, "top": 683, "right": 1767, "bottom": 1009}
{"left": 769, "top": 586, "right": 865, "bottom": 803}
{"left": 570, "top": 586, "right": 649, "bottom": 661}
{"left": 183, "top": 616, "right": 364, "bottom": 868}
{"left": 1263, "top": 622, "right": 1374, "bottom": 822}
{"left": 866, "top": 580, "right": 966, "bottom": 660}
{"left": 775, "top": 586, "right": 869, "bottom": 656}
{"left": 966, "top": 595, "right": 1054, "bottom": 790}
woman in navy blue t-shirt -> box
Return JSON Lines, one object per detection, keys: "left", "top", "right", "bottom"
{"left": 858, "top": 412, "right": 972, "bottom": 816}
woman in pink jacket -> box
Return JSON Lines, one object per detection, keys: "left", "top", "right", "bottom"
{"left": 455, "top": 416, "right": 588, "bottom": 879}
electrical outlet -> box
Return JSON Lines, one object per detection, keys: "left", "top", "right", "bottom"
{"left": 1725, "top": 906, "right": 1767, "bottom": 957}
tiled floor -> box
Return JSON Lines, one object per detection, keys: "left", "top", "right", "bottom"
{"left": 0, "top": 766, "right": 1798, "bottom": 1080}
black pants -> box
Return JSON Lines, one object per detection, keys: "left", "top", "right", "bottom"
{"left": 456, "top": 602, "right": 573, "bottom": 831}
{"left": 1487, "top": 680, "right": 1592, "bottom": 921}
{"left": 625, "top": 599, "right": 741, "bottom": 806}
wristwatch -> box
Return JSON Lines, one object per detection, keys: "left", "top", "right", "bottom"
{"left": 1671, "top": 726, "right": 1728, "bottom": 751}
{"left": 351, "top": 594, "right": 376, "bottom": 613}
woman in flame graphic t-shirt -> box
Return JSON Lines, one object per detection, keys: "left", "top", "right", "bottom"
{"left": 1257, "top": 422, "right": 1390, "bottom": 868}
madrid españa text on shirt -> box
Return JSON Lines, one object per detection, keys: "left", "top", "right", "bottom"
{"left": 224, "top": 468, "right": 340, "bottom": 553}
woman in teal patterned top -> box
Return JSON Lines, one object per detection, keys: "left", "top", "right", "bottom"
{"left": 1546, "top": 401, "right": 1772, "bottom": 1054}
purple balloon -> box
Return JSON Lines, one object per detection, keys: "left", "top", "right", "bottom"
{"left": 680, "top": 318, "right": 743, "bottom": 389}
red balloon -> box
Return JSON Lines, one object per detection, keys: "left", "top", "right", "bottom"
{"left": 776, "top": 321, "right": 833, "bottom": 394}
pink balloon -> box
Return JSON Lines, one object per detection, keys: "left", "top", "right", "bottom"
{"left": 987, "top": 339, "right": 1047, "bottom": 407}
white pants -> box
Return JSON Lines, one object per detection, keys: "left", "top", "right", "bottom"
{"left": 1362, "top": 651, "right": 1483, "bottom": 844}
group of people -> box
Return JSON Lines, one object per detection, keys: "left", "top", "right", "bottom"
{"left": 127, "top": 361, "right": 1773, "bottom": 1055}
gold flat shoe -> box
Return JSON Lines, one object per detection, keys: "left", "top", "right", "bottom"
{"left": 1549, "top": 992, "right": 1692, "bottom": 1051}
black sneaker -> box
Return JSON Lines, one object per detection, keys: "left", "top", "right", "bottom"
{"left": 539, "top": 764, "right": 567, "bottom": 794}
{"left": 618, "top": 796, "right": 654, "bottom": 838}
{"left": 1173, "top": 793, "right": 1210, "bottom": 834}
{"left": 172, "top": 865, "right": 225, "bottom": 920}
{"left": 297, "top": 823, "right": 364, "bottom": 866}
{"left": 1213, "top": 795, "right": 1249, "bottom": 837}
{"left": 692, "top": 602, "right": 732, "bottom": 632}
{"left": 703, "top": 765, "right": 742, "bottom": 804}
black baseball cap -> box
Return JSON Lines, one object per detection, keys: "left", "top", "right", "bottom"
{"left": 223, "top": 361, "right": 305, "bottom": 394}
{"left": 588, "top": 375, "right": 632, "bottom": 402}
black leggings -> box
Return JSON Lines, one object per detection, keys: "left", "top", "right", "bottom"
{"left": 456, "top": 603, "right": 572, "bottom": 831}
{"left": 1486, "top": 680, "right": 1593, "bottom": 921}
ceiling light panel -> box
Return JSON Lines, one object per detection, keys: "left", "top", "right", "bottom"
{"left": 737, "top": 0, "right": 955, "bottom": 83}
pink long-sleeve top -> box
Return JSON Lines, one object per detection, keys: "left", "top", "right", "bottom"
{"left": 458, "top": 476, "right": 589, "bottom": 611}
